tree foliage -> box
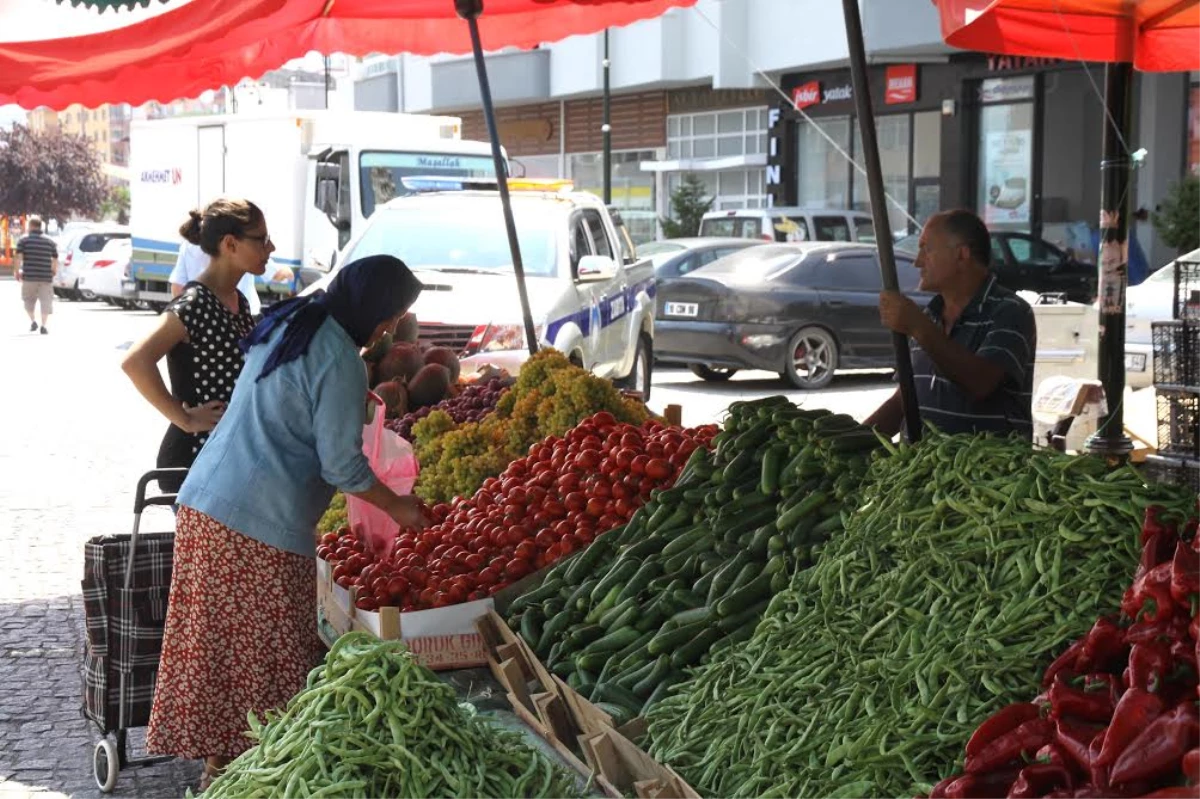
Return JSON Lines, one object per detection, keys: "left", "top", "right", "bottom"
{"left": 660, "top": 173, "right": 713, "bottom": 239}
{"left": 1152, "top": 174, "right": 1199, "bottom": 254}
{"left": 100, "top": 184, "right": 131, "bottom": 225}
{"left": 0, "top": 124, "right": 108, "bottom": 222}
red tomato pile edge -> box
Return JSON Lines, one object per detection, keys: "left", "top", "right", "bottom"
{"left": 318, "top": 411, "right": 720, "bottom": 612}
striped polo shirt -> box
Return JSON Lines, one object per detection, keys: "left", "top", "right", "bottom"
{"left": 911, "top": 274, "right": 1036, "bottom": 439}
{"left": 16, "top": 232, "right": 58, "bottom": 283}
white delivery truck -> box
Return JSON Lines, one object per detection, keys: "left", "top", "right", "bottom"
{"left": 126, "top": 111, "right": 501, "bottom": 307}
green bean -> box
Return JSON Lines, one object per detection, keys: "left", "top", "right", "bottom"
{"left": 204, "top": 632, "right": 584, "bottom": 799}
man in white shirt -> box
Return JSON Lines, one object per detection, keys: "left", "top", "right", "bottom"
{"left": 170, "top": 242, "right": 263, "bottom": 316}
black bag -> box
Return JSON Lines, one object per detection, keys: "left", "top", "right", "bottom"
{"left": 81, "top": 532, "right": 174, "bottom": 732}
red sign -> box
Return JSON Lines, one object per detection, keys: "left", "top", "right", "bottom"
{"left": 792, "top": 81, "right": 821, "bottom": 111}
{"left": 885, "top": 64, "right": 917, "bottom": 104}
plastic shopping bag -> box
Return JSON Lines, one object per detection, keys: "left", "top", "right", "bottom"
{"left": 345, "top": 392, "right": 419, "bottom": 556}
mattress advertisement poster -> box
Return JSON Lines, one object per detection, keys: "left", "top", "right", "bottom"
{"left": 982, "top": 130, "right": 1032, "bottom": 226}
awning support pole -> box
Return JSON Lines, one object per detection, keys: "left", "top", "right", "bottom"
{"left": 457, "top": 0, "right": 539, "bottom": 356}
{"left": 841, "top": 0, "right": 922, "bottom": 442}
{"left": 1085, "top": 61, "right": 1134, "bottom": 461}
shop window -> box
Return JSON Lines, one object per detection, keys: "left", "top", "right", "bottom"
{"left": 797, "top": 117, "right": 851, "bottom": 210}
{"left": 977, "top": 78, "right": 1035, "bottom": 233}
{"left": 852, "top": 114, "right": 910, "bottom": 236}
{"left": 668, "top": 107, "right": 768, "bottom": 165}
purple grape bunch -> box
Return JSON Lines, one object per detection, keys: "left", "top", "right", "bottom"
{"left": 385, "top": 376, "right": 512, "bottom": 440}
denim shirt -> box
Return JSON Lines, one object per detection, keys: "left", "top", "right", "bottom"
{"left": 177, "top": 316, "right": 377, "bottom": 556}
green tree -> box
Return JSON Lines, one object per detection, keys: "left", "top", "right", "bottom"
{"left": 0, "top": 124, "right": 108, "bottom": 223}
{"left": 660, "top": 173, "right": 713, "bottom": 239}
{"left": 1151, "top": 174, "right": 1199, "bottom": 254}
{"left": 100, "top": 184, "right": 131, "bottom": 225}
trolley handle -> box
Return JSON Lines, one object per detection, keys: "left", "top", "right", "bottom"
{"left": 134, "top": 469, "right": 188, "bottom": 515}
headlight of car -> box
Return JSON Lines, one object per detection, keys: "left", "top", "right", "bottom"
{"left": 468, "top": 323, "right": 545, "bottom": 354}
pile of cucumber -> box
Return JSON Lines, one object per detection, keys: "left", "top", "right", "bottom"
{"left": 503, "top": 396, "right": 883, "bottom": 723}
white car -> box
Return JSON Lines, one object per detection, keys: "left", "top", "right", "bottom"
{"left": 77, "top": 239, "right": 134, "bottom": 308}
{"left": 305, "top": 181, "right": 656, "bottom": 398}
{"left": 54, "top": 226, "right": 131, "bottom": 300}
{"left": 1126, "top": 247, "right": 1200, "bottom": 388}
{"left": 699, "top": 207, "right": 877, "bottom": 243}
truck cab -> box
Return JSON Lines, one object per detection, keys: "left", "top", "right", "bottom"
{"left": 305, "top": 180, "right": 656, "bottom": 398}
{"left": 127, "top": 111, "right": 498, "bottom": 308}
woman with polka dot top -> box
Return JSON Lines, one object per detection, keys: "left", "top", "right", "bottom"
{"left": 122, "top": 199, "right": 274, "bottom": 492}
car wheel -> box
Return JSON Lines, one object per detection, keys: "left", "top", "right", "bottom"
{"left": 616, "top": 333, "right": 653, "bottom": 403}
{"left": 780, "top": 327, "right": 838, "bottom": 390}
{"left": 689, "top": 364, "right": 738, "bottom": 382}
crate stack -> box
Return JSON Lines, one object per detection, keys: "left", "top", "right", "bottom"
{"left": 1145, "top": 254, "right": 1200, "bottom": 492}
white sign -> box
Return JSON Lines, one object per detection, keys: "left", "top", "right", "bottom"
{"left": 982, "top": 130, "right": 1031, "bottom": 225}
{"left": 140, "top": 168, "right": 181, "bottom": 185}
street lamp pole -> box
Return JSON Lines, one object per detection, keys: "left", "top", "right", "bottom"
{"left": 602, "top": 28, "right": 612, "bottom": 205}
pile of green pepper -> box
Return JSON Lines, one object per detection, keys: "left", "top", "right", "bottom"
{"left": 204, "top": 633, "right": 584, "bottom": 799}
{"left": 644, "top": 431, "right": 1196, "bottom": 799}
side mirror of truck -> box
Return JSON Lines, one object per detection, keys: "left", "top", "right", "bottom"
{"left": 577, "top": 255, "right": 617, "bottom": 283}
{"left": 317, "top": 180, "right": 339, "bottom": 217}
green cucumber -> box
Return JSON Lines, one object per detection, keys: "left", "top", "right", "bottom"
{"left": 575, "top": 651, "right": 610, "bottom": 673}
{"left": 669, "top": 626, "right": 723, "bottom": 670}
{"left": 592, "top": 682, "right": 643, "bottom": 715}
{"left": 716, "top": 599, "right": 770, "bottom": 633}
{"left": 566, "top": 624, "right": 606, "bottom": 648}
{"left": 586, "top": 583, "right": 626, "bottom": 624}
{"left": 760, "top": 444, "right": 788, "bottom": 496}
{"left": 507, "top": 577, "right": 565, "bottom": 616}
{"left": 519, "top": 612, "right": 542, "bottom": 649}
{"left": 660, "top": 525, "right": 710, "bottom": 559}
{"left": 589, "top": 560, "right": 639, "bottom": 605}
{"left": 746, "top": 524, "right": 777, "bottom": 559}
{"left": 537, "top": 610, "right": 574, "bottom": 653}
{"left": 612, "top": 628, "right": 656, "bottom": 663}
{"left": 593, "top": 702, "right": 636, "bottom": 727}
{"left": 706, "top": 553, "right": 751, "bottom": 605}
{"left": 648, "top": 619, "right": 711, "bottom": 656}
{"left": 669, "top": 606, "right": 714, "bottom": 628}
{"left": 715, "top": 572, "right": 777, "bottom": 618}
{"left": 616, "top": 559, "right": 664, "bottom": 603}
{"left": 777, "top": 490, "right": 829, "bottom": 530}
{"left": 566, "top": 578, "right": 600, "bottom": 613}
{"left": 632, "top": 655, "right": 673, "bottom": 698}
{"left": 598, "top": 597, "right": 638, "bottom": 630}
{"left": 615, "top": 657, "right": 658, "bottom": 690}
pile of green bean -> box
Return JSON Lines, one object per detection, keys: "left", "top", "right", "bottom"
{"left": 644, "top": 431, "right": 1196, "bottom": 799}
{"left": 204, "top": 632, "right": 584, "bottom": 799}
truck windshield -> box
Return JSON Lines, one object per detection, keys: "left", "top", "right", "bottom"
{"left": 360, "top": 151, "right": 498, "bottom": 218}
{"left": 345, "top": 201, "right": 559, "bottom": 277}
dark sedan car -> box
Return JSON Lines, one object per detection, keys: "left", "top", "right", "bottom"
{"left": 895, "top": 230, "right": 1096, "bottom": 303}
{"left": 655, "top": 243, "right": 927, "bottom": 389}
{"left": 640, "top": 237, "right": 766, "bottom": 279}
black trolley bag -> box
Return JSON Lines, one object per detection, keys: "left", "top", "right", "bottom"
{"left": 81, "top": 468, "right": 186, "bottom": 792}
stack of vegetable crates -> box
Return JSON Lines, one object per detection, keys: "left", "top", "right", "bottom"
{"left": 475, "top": 609, "right": 700, "bottom": 798}
{"left": 1145, "top": 254, "right": 1200, "bottom": 492}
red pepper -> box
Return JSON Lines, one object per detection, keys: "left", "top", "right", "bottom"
{"left": 1095, "top": 688, "right": 1166, "bottom": 767}
{"left": 1170, "top": 541, "right": 1200, "bottom": 605}
{"left": 1035, "top": 744, "right": 1070, "bottom": 770}
{"left": 1189, "top": 615, "right": 1199, "bottom": 647}
{"left": 930, "top": 775, "right": 957, "bottom": 798}
{"left": 1141, "top": 506, "right": 1173, "bottom": 543}
{"left": 1043, "top": 640, "right": 1087, "bottom": 690}
{"left": 1182, "top": 747, "right": 1200, "bottom": 783}
{"left": 1123, "top": 563, "right": 1178, "bottom": 624}
{"left": 1110, "top": 702, "right": 1200, "bottom": 786}
{"left": 1006, "top": 763, "right": 1074, "bottom": 798}
{"left": 1048, "top": 673, "right": 1119, "bottom": 723}
{"left": 1087, "top": 729, "right": 1110, "bottom": 789}
{"left": 1055, "top": 718, "right": 1105, "bottom": 774}
{"left": 1126, "top": 642, "right": 1174, "bottom": 693}
{"left": 1077, "top": 618, "right": 1128, "bottom": 674}
{"left": 1126, "top": 616, "right": 1189, "bottom": 646}
{"left": 966, "top": 718, "right": 1056, "bottom": 775}
{"left": 967, "top": 704, "right": 1044, "bottom": 758}
{"left": 943, "top": 767, "right": 1023, "bottom": 799}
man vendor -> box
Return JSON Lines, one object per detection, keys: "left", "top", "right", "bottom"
{"left": 865, "top": 209, "right": 1036, "bottom": 439}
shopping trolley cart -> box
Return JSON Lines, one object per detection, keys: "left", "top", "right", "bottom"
{"left": 81, "top": 468, "right": 186, "bottom": 792}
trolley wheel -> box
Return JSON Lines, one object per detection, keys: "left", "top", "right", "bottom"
{"left": 94, "top": 738, "right": 119, "bottom": 793}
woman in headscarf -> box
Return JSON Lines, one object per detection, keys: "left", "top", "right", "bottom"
{"left": 146, "top": 255, "right": 428, "bottom": 787}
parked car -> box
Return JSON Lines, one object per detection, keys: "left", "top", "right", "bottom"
{"left": 655, "top": 242, "right": 927, "bottom": 389}
{"left": 895, "top": 230, "right": 1096, "bottom": 304}
{"left": 640, "top": 237, "right": 766, "bottom": 280}
{"left": 53, "top": 226, "right": 131, "bottom": 300}
{"left": 76, "top": 239, "right": 134, "bottom": 308}
{"left": 1125, "top": 248, "right": 1200, "bottom": 387}
{"left": 698, "top": 207, "right": 877, "bottom": 244}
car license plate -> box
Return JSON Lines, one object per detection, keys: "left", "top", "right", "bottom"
{"left": 1125, "top": 352, "right": 1146, "bottom": 372}
{"left": 665, "top": 302, "right": 699, "bottom": 318}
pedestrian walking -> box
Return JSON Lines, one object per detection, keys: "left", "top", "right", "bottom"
{"left": 14, "top": 215, "right": 58, "bottom": 334}
{"left": 145, "top": 255, "right": 429, "bottom": 789}
{"left": 121, "top": 200, "right": 271, "bottom": 493}
{"left": 170, "top": 224, "right": 263, "bottom": 318}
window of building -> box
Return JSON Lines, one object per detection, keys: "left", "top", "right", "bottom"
{"left": 852, "top": 114, "right": 911, "bottom": 237}
{"left": 796, "top": 116, "right": 852, "bottom": 210}
{"left": 667, "top": 107, "right": 768, "bottom": 160}
{"left": 977, "top": 76, "right": 1035, "bottom": 233}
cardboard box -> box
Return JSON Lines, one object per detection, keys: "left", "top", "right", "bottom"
{"left": 352, "top": 596, "right": 493, "bottom": 670}
{"left": 581, "top": 727, "right": 701, "bottom": 799}
{"left": 315, "top": 566, "right": 354, "bottom": 649}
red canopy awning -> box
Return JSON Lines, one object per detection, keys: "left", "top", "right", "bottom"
{"left": 0, "top": 0, "right": 695, "bottom": 109}
{"left": 935, "top": 0, "right": 1200, "bottom": 72}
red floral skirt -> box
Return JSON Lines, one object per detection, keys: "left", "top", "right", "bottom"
{"left": 146, "top": 506, "right": 325, "bottom": 759}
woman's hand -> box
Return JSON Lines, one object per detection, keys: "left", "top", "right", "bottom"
{"left": 387, "top": 495, "right": 432, "bottom": 530}
{"left": 182, "top": 401, "right": 227, "bottom": 434}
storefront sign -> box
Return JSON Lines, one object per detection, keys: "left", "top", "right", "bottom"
{"left": 885, "top": 65, "right": 918, "bottom": 104}
{"left": 792, "top": 81, "right": 821, "bottom": 111}
{"left": 979, "top": 76, "right": 1036, "bottom": 104}
{"left": 139, "top": 168, "right": 182, "bottom": 185}
{"left": 982, "top": 130, "right": 1032, "bottom": 226}
{"left": 498, "top": 118, "right": 554, "bottom": 144}
{"left": 987, "top": 55, "right": 1062, "bottom": 72}
{"left": 766, "top": 106, "right": 785, "bottom": 207}
{"left": 669, "top": 88, "right": 768, "bottom": 114}
{"left": 823, "top": 84, "right": 853, "bottom": 103}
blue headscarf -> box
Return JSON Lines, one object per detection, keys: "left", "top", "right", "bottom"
{"left": 242, "top": 255, "right": 422, "bottom": 381}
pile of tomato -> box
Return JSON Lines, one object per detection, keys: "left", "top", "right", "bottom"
{"left": 318, "top": 411, "right": 719, "bottom": 612}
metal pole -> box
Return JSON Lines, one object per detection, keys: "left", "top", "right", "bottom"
{"left": 840, "top": 0, "right": 922, "bottom": 442}
{"left": 602, "top": 29, "right": 612, "bottom": 204}
{"left": 457, "top": 0, "right": 539, "bottom": 356}
{"left": 1085, "top": 62, "right": 1134, "bottom": 461}
{"left": 324, "top": 55, "right": 331, "bottom": 109}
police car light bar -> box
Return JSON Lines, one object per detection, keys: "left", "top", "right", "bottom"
{"left": 399, "top": 177, "right": 575, "bottom": 194}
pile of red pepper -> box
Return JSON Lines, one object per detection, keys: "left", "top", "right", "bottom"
{"left": 931, "top": 503, "right": 1200, "bottom": 799}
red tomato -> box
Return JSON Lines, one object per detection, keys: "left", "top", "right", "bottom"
{"left": 431, "top": 544, "right": 450, "bottom": 561}
{"left": 320, "top": 532, "right": 339, "bottom": 547}
{"left": 477, "top": 567, "right": 500, "bottom": 586}
{"left": 355, "top": 597, "right": 378, "bottom": 612}
{"left": 513, "top": 541, "right": 537, "bottom": 561}
{"left": 564, "top": 492, "right": 588, "bottom": 513}
{"left": 535, "top": 528, "right": 557, "bottom": 549}
{"left": 645, "top": 458, "right": 672, "bottom": 481}
{"left": 585, "top": 497, "right": 607, "bottom": 517}
{"left": 576, "top": 529, "right": 595, "bottom": 545}
{"left": 404, "top": 567, "right": 428, "bottom": 588}
{"left": 557, "top": 473, "right": 581, "bottom": 492}
{"left": 387, "top": 576, "right": 409, "bottom": 597}
{"left": 465, "top": 553, "right": 485, "bottom": 571}
{"left": 597, "top": 514, "right": 620, "bottom": 531}
{"left": 591, "top": 481, "right": 612, "bottom": 499}
{"left": 332, "top": 564, "right": 349, "bottom": 581}
{"left": 615, "top": 498, "right": 636, "bottom": 518}
{"left": 576, "top": 450, "right": 602, "bottom": 470}
{"left": 542, "top": 499, "right": 567, "bottom": 519}
{"left": 505, "top": 558, "right": 532, "bottom": 580}
{"left": 316, "top": 546, "right": 332, "bottom": 560}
